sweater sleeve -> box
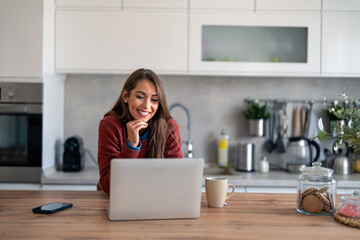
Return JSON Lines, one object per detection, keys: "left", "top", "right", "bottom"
{"left": 165, "top": 118, "right": 183, "bottom": 158}
{"left": 97, "top": 116, "right": 141, "bottom": 195}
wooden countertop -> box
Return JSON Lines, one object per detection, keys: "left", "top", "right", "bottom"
{"left": 0, "top": 190, "right": 358, "bottom": 239}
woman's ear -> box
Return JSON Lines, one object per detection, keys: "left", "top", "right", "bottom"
{"left": 122, "top": 90, "right": 129, "bottom": 103}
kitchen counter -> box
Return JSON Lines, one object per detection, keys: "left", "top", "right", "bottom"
{"left": 215, "top": 168, "right": 360, "bottom": 188}
{"left": 39, "top": 166, "right": 360, "bottom": 193}
{"left": 41, "top": 166, "right": 99, "bottom": 185}
{"left": 0, "top": 190, "right": 358, "bottom": 239}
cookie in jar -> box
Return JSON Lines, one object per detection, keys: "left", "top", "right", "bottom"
{"left": 297, "top": 162, "right": 336, "bottom": 215}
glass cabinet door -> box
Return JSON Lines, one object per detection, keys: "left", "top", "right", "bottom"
{"left": 189, "top": 11, "right": 321, "bottom": 76}
{"left": 202, "top": 26, "right": 308, "bottom": 63}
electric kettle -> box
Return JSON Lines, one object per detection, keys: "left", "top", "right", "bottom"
{"left": 286, "top": 137, "right": 320, "bottom": 172}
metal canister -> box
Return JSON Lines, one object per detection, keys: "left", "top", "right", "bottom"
{"left": 236, "top": 142, "right": 255, "bottom": 172}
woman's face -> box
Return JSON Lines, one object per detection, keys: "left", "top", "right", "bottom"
{"left": 123, "top": 79, "right": 159, "bottom": 123}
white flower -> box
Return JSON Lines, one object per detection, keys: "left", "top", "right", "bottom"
{"left": 340, "top": 93, "right": 349, "bottom": 100}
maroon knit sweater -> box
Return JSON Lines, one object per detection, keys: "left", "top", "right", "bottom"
{"left": 97, "top": 115, "right": 183, "bottom": 194}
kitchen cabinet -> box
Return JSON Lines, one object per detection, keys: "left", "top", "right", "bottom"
{"left": 55, "top": 2, "right": 187, "bottom": 74}
{"left": 56, "top": 0, "right": 122, "bottom": 8}
{"left": 323, "top": 0, "right": 360, "bottom": 11}
{"left": 256, "top": 0, "right": 321, "bottom": 11}
{"left": 189, "top": 11, "right": 321, "bottom": 76}
{"left": 123, "top": 0, "right": 187, "bottom": 9}
{"left": 0, "top": 0, "right": 42, "bottom": 79}
{"left": 53, "top": 0, "right": 360, "bottom": 77}
{"left": 190, "top": 0, "right": 254, "bottom": 10}
{"left": 190, "top": 0, "right": 320, "bottom": 11}
{"left": 321, "top": 1, "right": 360, "bottom": 76}
{"left": 41, "top": 185, "right": 97, "bottom": 191}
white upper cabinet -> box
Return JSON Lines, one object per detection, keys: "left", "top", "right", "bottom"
{"left": 54, "top": 0, "right": 359, "bottom": 77}
{"left": 189, "top": 11, "right": 321, "bottom": 76}
{"left": 256, "top": 0, "right": 321, "bottom": 11}
{"left": 323, "top": 0, "right": 360, "bottom": 11}
{"left": 55, "top": 2, "right": 187, "bottom": 74}
{"left": 190, "top": 0, "right": 254, "bottom": 10}
{"left": 123, "top": 0, "right": 187, "bottom": 9}
{"left": 0, "top": 0, "right": 42, "bottom": 79}
{"left": 322, "top": 1, "right": 360, "bottom": 76}
{"left": 56, "top": 0, "right": 122, "bottom": 8}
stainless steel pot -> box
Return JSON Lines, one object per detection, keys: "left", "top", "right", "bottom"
{"left": 331, "top": 143, "right": 354, "bottom": 175}
{"left": 333, "top": 156, "right": 354, "bottom": 175}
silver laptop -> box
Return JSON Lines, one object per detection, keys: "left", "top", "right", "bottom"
{"left": 107, "top": 158, "right": 204, "bottom": 221}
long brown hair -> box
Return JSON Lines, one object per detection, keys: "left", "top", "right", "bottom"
{"left": 105, "top": 68, "right": 175, "bottom": 158}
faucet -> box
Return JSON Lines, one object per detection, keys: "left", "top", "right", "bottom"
{"left": 169, "top": 103, "right": 193, "bottom": 158}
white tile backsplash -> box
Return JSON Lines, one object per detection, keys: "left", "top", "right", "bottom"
{"left": 65, "top": 74, "right": 360, "bottom": 167}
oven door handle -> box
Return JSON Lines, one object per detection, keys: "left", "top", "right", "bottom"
{"left": 0, "top": 104, "right": 28, "bottom": 113}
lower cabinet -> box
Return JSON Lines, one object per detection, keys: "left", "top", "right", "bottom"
{"left": 245, "top": 187, "right": 297, "bottom": 193}
{"left": 55, "top": 9, "right": 187, "bottom": 74}
{"left": 41, "top": 185, "right": 97, "bottom": 191}
{"left": 0, "top": 184, "right": 97, "bottom": 191}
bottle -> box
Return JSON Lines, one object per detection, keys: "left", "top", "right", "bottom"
{"left": 259, "top": 156, "right": 269, "bottom": 173}
{"left": 218, "top": 129, "right": 229, "bottom": 168}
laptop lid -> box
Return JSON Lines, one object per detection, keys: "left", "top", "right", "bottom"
{"left": 108, "top": 158, "right": 204, "bottom": 221}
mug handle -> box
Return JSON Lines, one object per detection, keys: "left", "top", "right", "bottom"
{"left": 225, "top": 184, "right": 236, "bottom": 200}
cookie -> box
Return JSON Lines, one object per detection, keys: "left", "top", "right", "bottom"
{"left": 315, "top": 191, "right": 330, "bottom": 206}
{"left": 302, "top": 187, "right": 317, "bottom": 198}
{"left": 318, "top": 186, "right": 330, "bottom": 193}
{"left": 327, "top": 192, "right": 335, "bottom": 211}
{"left": 298, "top": 189, "right": 302, "bottom": 209}
{"left": 323, "top": 204, "right": 331, "bottom": 212}
{"left": 302, "top": 195, "right": 323, "bottom": 213}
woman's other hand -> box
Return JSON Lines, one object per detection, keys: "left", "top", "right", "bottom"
{"left": 126, "top": 120, "right": 148, "bottom": 147}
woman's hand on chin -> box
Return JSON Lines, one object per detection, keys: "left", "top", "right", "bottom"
{"left": 126, "top": 120, "right": 148, "bottom": 147}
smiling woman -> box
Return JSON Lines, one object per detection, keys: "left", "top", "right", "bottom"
{"left": 97, "top": 68, "right": 183, "bottom": 194}
{"left": 123, "top": 79, "right": 159, "bottom": 147}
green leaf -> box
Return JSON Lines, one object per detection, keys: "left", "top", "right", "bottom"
{"left": 317, "top": 131, "right": 328, "bottom": 141}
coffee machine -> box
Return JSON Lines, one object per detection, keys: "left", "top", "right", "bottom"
{"left": 63, "top": 136, "right": 84, "bottom": 172}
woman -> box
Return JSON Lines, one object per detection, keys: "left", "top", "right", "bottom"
{"left": 97, "top": 68, "right": 183, "bottom": 194}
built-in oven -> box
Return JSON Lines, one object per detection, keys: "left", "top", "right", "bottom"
{"left": 0, "top": 82, "right": 42, "bottom": 183}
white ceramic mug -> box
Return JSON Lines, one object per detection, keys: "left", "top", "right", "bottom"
{"left": 205, "top": 177, "right": 235, "bottom": 208}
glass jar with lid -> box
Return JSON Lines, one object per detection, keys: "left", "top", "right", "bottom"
{"left": 337, "top": 191, "right": 360, "bottom": 219}
{"left": 297, "top": 162, "right": 336, "bottom": 215}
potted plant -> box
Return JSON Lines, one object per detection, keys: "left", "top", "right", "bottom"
{"left": 314, "top": 94, "right": 360, "bottom": 173}
{"left": 244, "top": 101, "right": 271, "bottom": 137}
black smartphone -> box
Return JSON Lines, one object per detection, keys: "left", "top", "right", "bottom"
{"left": 32, "top": 202, "right": 73, "bottom": 214}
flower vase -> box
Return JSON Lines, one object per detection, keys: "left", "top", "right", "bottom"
{"left": 330, "top": 120, "right": 345, "bottom": 137}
